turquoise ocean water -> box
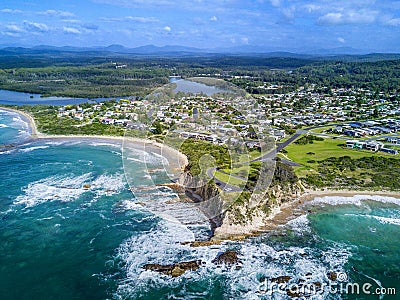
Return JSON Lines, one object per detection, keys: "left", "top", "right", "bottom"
{"left": 0, "top": 109, "right": 399, "bottom": 299}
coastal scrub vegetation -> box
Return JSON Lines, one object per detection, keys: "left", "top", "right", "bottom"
{"left": 19, "top": 105, "right": 125, "bottom": 136}
{"left": 304, "top": 156, "right": 400, "bottom": 190}
{"left": 284, "top": 136, "right": 400, "bottom": 177}
{"left": 294, "top": 135, "right": 324, "bottom": 145}
{"left": 178, "top": 140, "right": 231, "bottom": 177}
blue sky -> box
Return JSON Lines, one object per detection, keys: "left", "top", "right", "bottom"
{"left": 1, "top": 0, "right": 400, "bottom": 52}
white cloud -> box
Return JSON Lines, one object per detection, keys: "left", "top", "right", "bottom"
{"left": 317, "top": 9, "right": 378, "bottom": 25}
{"left": 125, "top": 16, "right": 159, "bottom": 23}
{"left": 282, "top": 6, "right": 295, "bottom": 19}
{"left": 63, "top": 26, "right": 81, "bottom": 34}
{"left": 62, "top": 19, "right": 82, "bottom": 24}
{"left": 318, "top": 12, "right": 343, "bottom": 24}
{"left": 23, "top": 21, "right": 49, "bottom": 32}
{"left": 164, "top": 26, "right": 171, "bottom": 32}
{"left": 241, "top": 36, "right": 249, "bottom": 44}
{"left": 2, "top": 23, "right": 26, "bottom": 37}
{"left": 1, "top": 8, "right": 23, "bottom": 14}
{"left": 270, "top": 0, "right": 281, "bottom": 7}
{"left": 39, "top": 10, "right": 75, "bottom": 18}
{"left": 5, "top": 24, "right": 24, "bottom": 33}
{"left": 386, "top": 18, "right": 400, "bottom": 26}
{"left": 337, "top": 37, "right": 345, "bottom": 43}
{"left": 93, "top": 0, "right": 175, "bottom": 7}
{"left": 304, "top": 4, "right": 320, "bottom": 13}
{"left": 210, "top": 16, "right": 218, "bottom": 22}
{"left": 101, "top": 16, "right": 159, "bottom": 23}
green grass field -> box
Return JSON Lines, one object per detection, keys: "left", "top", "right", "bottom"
{"left": 220, "top": 165, "right": 249, "bottom": 178}
{"left": 284, "top": 136, "right": 399, "bottom": 177}
{"left": 213, "top": 170, "right": 246, "bottom": 187}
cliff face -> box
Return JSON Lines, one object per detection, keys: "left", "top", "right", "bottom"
{"left": 178, "top": 172, "right": 225, "bottom": 230}
{"left": 179, "top": 161, "right": 303, "bottom": 239}
{"left": 213, "top": 161, "right": 302, "bottom": 238}
{"left": 213, "top": 180, "right": 303, "bottom": 238}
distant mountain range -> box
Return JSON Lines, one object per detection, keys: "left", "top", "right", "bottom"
{"left": 0, "top": 44, "right": 399, "bottom": 61}
{"left": 0, "top": 43, "right": 380, "bottom": 55}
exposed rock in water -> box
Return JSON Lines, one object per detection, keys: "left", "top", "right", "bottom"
{"left": 143, "top": 260, "right": 201, "bottom": 277}
{"left": 157, "top": 183, "right": 185, "bottom": 193}
{"left": 212, "top": 250, "right": 240, "bottom": 265}
{"left": 181, "top": 240, "right": 221, "bottom": 247}
{"left": 83, "top": 184, "right": 91, "bottom": 189}
{"left": 271, "top": 275, "right": 292, "bottom": 284}
{"left": 286, "top": 281, "right": 323, "bottom": 298}
{"left": 327, "top": 271, "right": 338, "bottom": 281}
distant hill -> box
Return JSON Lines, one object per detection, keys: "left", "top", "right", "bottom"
{"left": 0, "top": 45, "right": 399, "bottom": 69}
{"left": 1, "top": 44, "right": 399, "bottom": 58}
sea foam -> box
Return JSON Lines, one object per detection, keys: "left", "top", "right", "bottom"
{"left": 14, "top": 172, "right": 126, "bottom": 208}
{"left": 19, "top": 145, "right": 50, "bottom": 153}
{"left": 310, "top": 195, "right": 400, "bottom": 207}
{"left": 14, "top": 173, "right": 92, "bottom": 208}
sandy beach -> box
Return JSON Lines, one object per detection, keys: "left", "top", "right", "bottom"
{"left": 3, "top": 106, "right": 400, "bottom": 238}
{"left": 0, "top": 106, "right": 188, "bottom": 170}
{"left": 257, "top": 188, "right": 400, "bottom": 233}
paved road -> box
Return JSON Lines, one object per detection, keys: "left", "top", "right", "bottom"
{"left": 251, "top": 131, "right": 302, "bottom": 163}
{"left": 206, "top": 167, "right": 243, "bottom": 192}
{"left": 205, "top": 123, "right": 369, "bottom": 191}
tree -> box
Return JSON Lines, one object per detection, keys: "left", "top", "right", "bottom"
{"left": 153, "top": 120, "right": 163, "bottom": 134}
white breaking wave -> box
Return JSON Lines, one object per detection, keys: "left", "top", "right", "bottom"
{"left": 90, "top": 173, "right": 126, "bottom": 196}
{"left": 310, "top": 195, "right": 400, "bottom": 207}
{"left": 89, "top": 142, "right": 121, "bottom": 148}
{"left": 114, "top": 226, "right": 351, "bottom": 300}
{"left": 17, "top": 129, "right": 30, "bottom": 140}
{"left": 286, "top": 214, "right": 311, "bottom": 234}
{"left": 125, "top": 148, "right": 169, "bottom": 165}
{"left": 14, "top": 173, "right": 93, "bottom": 208}
{"left": 14, "top": 172, "right": 126, "bottom": 208}
{"left": 19, "top": 145, "right": 50, "bottom": 153}
{"left": 114, "top": 199, "right": 145, "bottom": 211}
{"left": 126, "top": 157, "right": 143, "bottom": 163}
{"left": 11, "top": 116, "right": 29, "bottom": 130}
{"left": 373, "top": 216, "right": 400, "bottom": 226}
{"left": 45, "top": 141, "right": 66, "bottom": 146}
{"left": 347, "top": 214, "right": 400, "bottom": 226}
{"left": 0, "top": 149, "right": 16, "bottom": 155}
{"left": 0, "top": 123, "right": 9, "bottom": 128}
{"left": 0, "top": 109, "right": 13, "bottom": 115}
{"left": 115, "top": 220, "right": 200, "bottom": 298}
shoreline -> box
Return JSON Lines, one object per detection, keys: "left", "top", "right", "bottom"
{"left": 0, "top": 106, "right": 188, "bottom": 170}
{"left": 213, "top": 188, "right": 400, "bottom": 241}
{"left": 0, "top": 106, "right": 39, "bottom": 137}
{"left": 3, "top": 106, "right": 400, "bottom": 241}
{"left": 257, "top": 188, "right": 400, "bottom": 233}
